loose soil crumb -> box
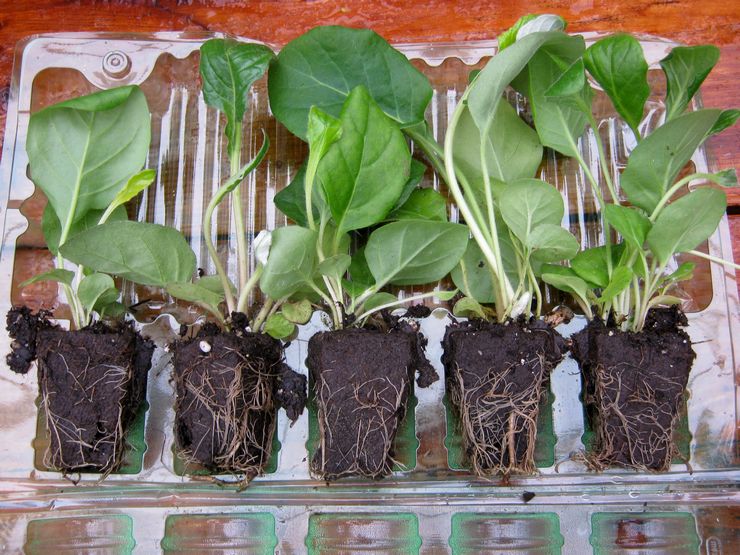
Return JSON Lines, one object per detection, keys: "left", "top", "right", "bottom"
{"left": 172, "top": 327, "right": 305, "bottom": 477}
{"left": 306, "top": 326, "right": 434, "bottom": 480}
{"left": 572, "top": 307, "right": 695, "bottom": 471}
{"left": 6, "top": 306, "right": 55, "bottom": 374}
{"left": 442, "top": 318, "right": 566, "bottom": 476}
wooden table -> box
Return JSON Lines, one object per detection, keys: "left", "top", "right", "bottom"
{"left": 1, "top": 0, "right": 738, "bottom": 265}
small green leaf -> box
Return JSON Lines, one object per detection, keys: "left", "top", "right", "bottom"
{"left": 275, "top": 163, "right": 315, "bottom": 226}
{"left": 197, "top": 275, "right": 236, "bottom": 296}
{"left": 393, "top": 159, "right": 427, "bottom": 210}
{"left": 665, "top": 262, "right": 696, "bottom": 283}
{"left": 106, "top": 169, "right": 155, "bottom": 217}
{"left": 348, "top": 246, "right": 374, "bottom": 288}
{"left": 364, "top": 221, "right": 469, "bottom": 287}
{"left": 166, "top": 281, "right": 224, "bottom": 310}
{"left": 604, "top": 204, "right": 652, "bottom": 247}
{"left": 497, "top": 14, "right": 539, "bottom": 51}
{"left": 527, "top": 224, "right": 580, "bottom": 263}
{"left": 453, "top": 297, "right": 487, "bottom": 319}
{"left": 597, "top": 266, "right": 633, "bottom": 304}
{"left": 450, "top": 239, "right": 496, "bottom": 304}
{"left": 209, "top": 131, "right": 270, "bottom": 208}
{"left": 259, "top": 226, "right": 318, "bottom": 299}
{"left": 544, "top": 58, "right": 593, "bottom": 115}
{"left": 710, "top": 169, "right": 738, "bottom": 188}
{"left": 78, "top": 273, "right": 118, "bottom": 312}
{"left": 60, "top": 221, "right": 197, "bottom": 287}
{"left": 708, "top": 109, "right": 740, "bottom": 136}
{"left": 436, "top": 289, "right": 458, "bottom": 301}
{"left": 388, "top": 188, "right": 448, "bottom": 222}
{"left": 584, "top": 34, "right": 649, "bottom": 137}
{"left": 570, "top": 245, "right": 624, "bottom": 289}
{"left": 263, "top": 313, "right": 295, "bottom": 339}
{"left": 98, "top": 302, "right": 127, "bottom": 318}
{"left": 647, "top": 188, "right": 727, "bottom": 265}
{"left": 20, "top": 268, "right": 75, "bottom": 288}
{"left": 541, "top": 265, "right": 591, "bottom": 303}
{"left": 649, "top": 295, "right": 683, "bottom": 308}
{"left": 499, "top": 178, "right": 565, "bottom": 244}
{"left": 282, "top": 299, "right": 313, "bottom": 324}
{"left": 660, "top": 45, "right": 720, "bottom": 121}
{"left": 362, "top": 292, "right": 398, "bottom": 313}
{"left": 199, "top": 39, "right": 274, "bottom": 152}
{"left": 317, "top": 254, "right": 351, "bottom": 279}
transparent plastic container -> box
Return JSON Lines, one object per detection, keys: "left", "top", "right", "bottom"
{"left": 0, "top": 32, "right": 737, "bottom": 553}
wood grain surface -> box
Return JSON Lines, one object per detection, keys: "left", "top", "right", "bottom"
{"left": 0, "top": 0, "right": 737, "bottom": 261}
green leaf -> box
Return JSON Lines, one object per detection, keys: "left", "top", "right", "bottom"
{"left": 604, "top": 204, "right": 652, "bottom": 247}
{"left": 209, "top": 131, "right": 270, "bottom": 207}
{"left": 20, "top": 268, "right": 75, "bottom": 288}
{"left": 499, "top": 178, "right": 565, "bottom": 244}
{"left": 452, "top": 101, "right": 543, "bottom": 188}
{"left": 319, "top": 86, "right": 411, "bottom": 234}
{"left": 199, "top": 39, "right": 274, "bottom": 152}
{"left": 105, "top": 169, "right": 155, "bottom": 217}
{"left": 263, "top": 313, "right": 295, "bottom": 339}
{"left": 597, "top": 266, "right": 633, "bottom": 304}
{"left": 453, "top": 297, "right": 487, "bottom": 319}
{"left": 78, "top": 273, "right": 118, "bottom": 312}
{"left": 436, "top": 290, "right": 458, "bottom": 301}
{"left": 268, "top": 25, "right": 432, "bottom": 140}
{"left": 544, "top": 58, "right": 594, "bottom": 115}
{"left": 42, "top": 204, "right": 128, "bottom": 257}
{"left": 317, "top": 254, "right": 351, "bottom": 279}
{"left": 393, "top": 159, "right": 427, "bottom": 210}
{"left": 259, "top": 226, "right": 318, "bottom": 299}
{"left": 364, "top": 221, "right": 469, "bottom": 287}
{"left": 708, "top": 109, "right": 740, "bottom": 136}
{"left": 450, "top": 239, "right": 497, "bottom": 304}
{"left": 166, "top": 281, "right": 224, "bottom": 310}
{"left": 60, "top": 221, "right": 197, "bottom": 287}
{"left": 541, "top": 267, "right": 591, "bottom": 303}
{"left": 524, "top": 34, "right": 591, "bottom": 157}
{"left": 710, "top": 169, "right": 737, "bottom": 188}
{"left": 660, "top": 45, "right": 720, "bottom": 121}
{"left": 197, "top": 274, "right": 236, "bottom": 296}
{"left": 665, "top": 262, "right": 695, "bottom": 283}
{"left": 388, "top": 188, "right": 448, "bottom": 222}
{"left": 498, "top": 14, "right": 538, "bottom": 51}
{"left": 649, "top": 295, "right": 683, "bottom": 308}
{"left": 362, "top": 292, "right": 398, "bottom": 313}
{"left": 348, "top": 246, "right": 374, "bottom": 289}
{"left": 570, "top": 245, "right": 625, "bottom": 289}
{"left": 98, "top": 302, "right": 126, "bottom": 318}
{"left": 28, "top": 85, "right": 150, "bottom": 229}
{"left": 527, "top": 224, "right": 580, "bottom": 263}
{"left": 583, "top": 34, "right": 649, "bottom": 136}
{"left": 282, "top": 299, "right": 313, "bottom": 324}
{"left": 620, "top": 109, "right": 723, "bottom": 213}
{"left": 647, "top": 188, "right": 727, "bottom": 264}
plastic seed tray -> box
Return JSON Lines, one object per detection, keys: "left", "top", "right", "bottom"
{"left": 0, "top": 32, "right": 737, "bottom": 553}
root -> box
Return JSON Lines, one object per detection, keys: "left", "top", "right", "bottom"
{"left": 312, "top": 370, "right": 408, "bottom": 480}
{"left": 449, "top": 354, "right": 547, "bottom": 477}
{"left": 174, "top": 343, "right": 277, "bottom": 479}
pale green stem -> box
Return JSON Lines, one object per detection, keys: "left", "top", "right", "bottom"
{"left": 687, "top": 249, "right": 740, "bottom": 270}
{"left": 355, "top": 290, "right": 444, "bottom": 323}
{"left": 309, "top": 281, "right": 342, "bottom": 329}
{"left": 229, "top": 126, "right": 249, "bottom": 291}
{"left": 588, "top": 114, "right": 619, "bottom": 205}
{"left": 236, "top": 264, "right": 263, "bottom": 314}
{"left": 203, "top": 188, "right": 237, "bottom": 313}
{"left": 251, "top": 298, "right": 274, "bottom": 332}
{"left": 650, "top": 173, "right": 718, "bottom": 222}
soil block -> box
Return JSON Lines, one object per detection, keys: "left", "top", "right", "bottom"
{"left": 442, "top": 318, "right": 566, "bottom": 476}
{"left": 172, "top": 325, "right": 305, "bottom": 477}
{"left": 572, "top": 307, "right": 695, "bottom": 471}
{"left": 33, "top": 323, "right": 152, "bottom": 473}
{"left": 306, "top": 326, "right": 437, "bottom": 480}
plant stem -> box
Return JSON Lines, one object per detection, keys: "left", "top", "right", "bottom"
{"left": 355, "top": 290, "right": 443, "bottom": 323}
{"left": 236, "top": 264, "right": 263, "bottom": 314}
{"left": 587, "top": 114, "right": 619, "bottom": 205}
{"left": 687, "top": 249, "right": 740, "bottom": 270}
{"left": 229, "top": 125, "right": 249, "bottom": 291}
{"left": 203, "top": 182, "right": 237, "bottom": 314}
{"left": 251, "top": 297, "right": 274, "bottom": 332}
{"left": 403, "top": 123, "right": 448, "bottom": 181}
{"left": 650, "top": 173, "right": 717, "bottom": 222}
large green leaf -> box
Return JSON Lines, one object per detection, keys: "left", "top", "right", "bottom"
{"left": 319, "top": 86, "right": 411, "bottom": 234}
{"left": 499, "top": 178, "right": 565, "bottom": 244}
{"left": 620, "top": 109, "right": 722, "bottom": 213}
{"left": 20, "top": 268, "right": 75, "bottom": 288}
{"left": 450, "top": 239, "right": 498, "bottom": 304}
{"left": 527, "top": 224, "right": 579, "bottom": 263}
{"left": 27, "top": 85, "right": 150, "bottom": 229}
{"left": 583, "top": 34, "right": 649, "bottom": 137}
{"left": 393, "top": 159, "right": 427, "bottom": 211}
{"left": 660, "top": 45, "right": 720, "bottom": 121}
{"left": 259, "top": 226, "right": 318, "bottom": 299}
{"left": 389, "top": 188, "right": 448, "bottom": 222}
{"left": 452, "top": 101, "right": 543, "bottom": 188}
{"left": 42, "top": 204, "right": 128, "bottom": 256}
{"left": 166, "top": 281, "right": 224, "bottom": 310}
{"left": 199, "top": 39, "right": 274, "bottom": 152}
{"left": 364, "top": 221, "right": 468, "bottom": 287}
{"left": 646, "top": 187, "right": 727, "bottom": 265}
{"left": 59, "top": 221, "right": 196, "bottom": 287}
{"left": 268, "top": 25, "right": 432, "bottom": 140}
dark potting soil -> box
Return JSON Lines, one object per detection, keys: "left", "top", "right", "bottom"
{"left": 571, "top": 307, "right": 695, "bottom": 471}
{"left": 442, "top": 318, "right": 567, "bottom": 476}
{"left": 306, "top": 325, "right": 437, "bottom": 480}
{"left": 33, "top": 322, "right": 153, "bottom": 472}
{"left": 6, "top": 306, "right": 54, "bottom": 374}
{"left": 172, "top": 324, "right": 306, "bottom": 476}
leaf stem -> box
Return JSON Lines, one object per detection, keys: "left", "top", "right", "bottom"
{"left": 251, "top": 297, "right": 274, "bottom": 332}
{"left": 650, "top": 173, "right": 716, "bottom": 222}
{"left": 355, "top": 290, "right": 442, "bottom": 323}
{"left": 229, "top": 124, "right": 249, "bottom": 291}
{"left": 236, "top": 264, "right": 263, "bottom": 314}
{"left": 203, "top": 180, "right": 237, "bottom": 314}
{"left": 687, "top": 249, "right": 740, "bottom": 270}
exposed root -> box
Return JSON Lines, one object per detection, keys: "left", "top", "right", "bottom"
{"left": 173, "top": 336, "right": 279, "bottom": 479}
{"left": 449, "top": 355, "right": 546, "bottom": 476}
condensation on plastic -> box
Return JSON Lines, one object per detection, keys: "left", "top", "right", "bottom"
{"left": 0, "top": 32, "right": 737, "bottom": 553}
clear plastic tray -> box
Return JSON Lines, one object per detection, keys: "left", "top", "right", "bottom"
{"left": 0, "top": 32, "right": 737, "bottom": 553}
